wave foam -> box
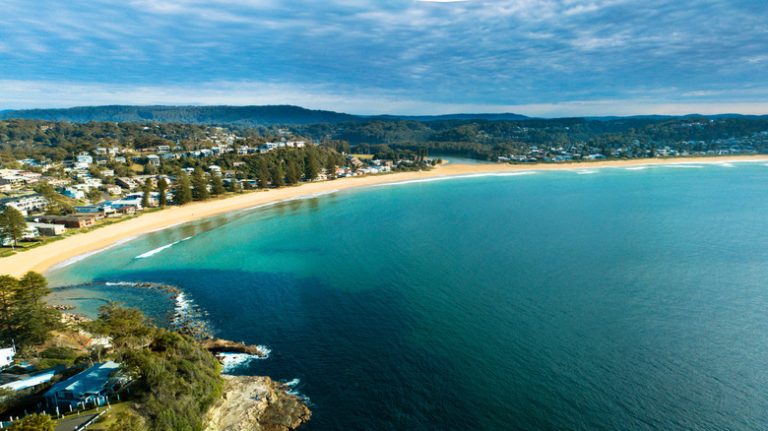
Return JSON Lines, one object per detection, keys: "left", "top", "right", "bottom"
{"left": 135, "top": 236, "right": 192, "bottom": 259}
{"left": 667, "top": 164, "right": 704, "bottom": 169}
{"left": 625, "top": 166, "right": 649, "bottom": 171}
{"left": 374, "top": 171, "right": 536, "bottom": 187}
{"left": 219, "top": 352, "right": 267, "bottom": 373}
{"left": 576, "top": 170, "right": 598, "bottom": 175}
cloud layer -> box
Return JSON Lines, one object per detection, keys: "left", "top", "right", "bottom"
{"left": 1, "top": 0, "right": 766, "bottom": 116}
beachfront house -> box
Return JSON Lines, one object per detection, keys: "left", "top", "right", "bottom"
{"left": 44, "top": 361, "right": 126, "bottom": 408}
{"left": 0, "top": 346, "right": 15, "bottom": 369}
{"left": 0, "top": 368, "right": 59, "bottom": 392}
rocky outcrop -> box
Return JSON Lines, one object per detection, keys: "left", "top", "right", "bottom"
{"left": 201, "top": 338, "right": 268, "bottom": 357}
{"left": 205, "top": 375, "right": 311, "bottom": 431}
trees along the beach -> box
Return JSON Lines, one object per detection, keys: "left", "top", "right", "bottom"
{"left": 13, "top": 272, "right": 59, "bottom": 348}
{"left": 142, "top": 178, "right": 153, "bottom": 208}
{"left": 304, "top": 149, "right": 320, "bottom": 181}
{"left": 325, "top": 157, "right": 337, "bottom": 180}
{"left": 192, "top": 167, "right": 210, "bottom": 201}
{"left": 157, "top": 177, "right": 168, "bottom": 207}
{"left": 256, "top": 158, "right": 271, "bottom": 189}
{"left": 272, "top": 162, "right": 286, "bottom": 188}
{"left": 0, "top": 272, "right": 58, "bottom": 349}
{"left": 211, "top": 172, "right": 225, "bottom": 196}
{"left": 285, "top": 158, "right": 300, "bottom": 185}
{"left": 174, "top": 171, "right": 193, "bottom": 205}
{"left": 0, "top": 206, "right": 26, "bottom": 248}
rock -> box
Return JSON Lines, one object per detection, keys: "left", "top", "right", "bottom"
{"left": 205, "top": 375, "right": 311, "bottom": 431}
{"left": 201, "top": 338, "right": 268, "bottom": 357}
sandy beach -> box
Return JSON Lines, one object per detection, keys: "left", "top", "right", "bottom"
{"left": 1, "top": 154, "right": 765, "bottom": 278}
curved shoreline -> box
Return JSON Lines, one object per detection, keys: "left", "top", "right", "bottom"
{"left": 1, "top": 155, "right": 766, "bottom": 277}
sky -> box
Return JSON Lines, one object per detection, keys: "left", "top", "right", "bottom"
{"left": 1, "top": 0, "right": 767, "bottom": 116}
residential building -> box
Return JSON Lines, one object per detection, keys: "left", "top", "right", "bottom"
{"left": 0, "top": 194, "right": 49, "bottom": 216}
{"left": 0, "top": 347, "right": 15, "bottom": 369}
{"left": 44, "top": 361, "right": 127, "bottom": 408}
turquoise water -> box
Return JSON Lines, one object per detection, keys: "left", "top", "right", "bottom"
{"left": 47, "top": 162, "right": 768, "bottom": 430}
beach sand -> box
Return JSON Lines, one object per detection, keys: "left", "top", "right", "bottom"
{"left": 1, "top": 155, "right": 765, "bottom": 277}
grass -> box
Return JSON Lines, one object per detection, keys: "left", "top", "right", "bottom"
{"left": 349, "top": 153, "right": 374, "bottom": 160}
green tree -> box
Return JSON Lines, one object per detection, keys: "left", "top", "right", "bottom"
{"left": 9, "top": 413, "right": 54, "bottom": 431}
{"left": 157, "top": 177, "right": 168, "bottom": 207}
{"left": 86, "top": 188, "right": 102, "bottom": 203}
{"left": 141, "top": 178, "right": 153, "bottom": 209}
{"left": 12, "top": 272, "right": 58, "bottom": 347}
{"left": 174, "top": 172, "right": 193, "bottom": 205}
{"left": 107, "top": 410, "right": 147, "bottom": 431}
{"left": 285, "top": 158, "right": 299, "bottom": 185}
{"left": 325, "top": 157, "right": 337, "bottom": 180}
{"left": 0, "top": 207, "right": 27, "bottom": 248}
{"left": 0, "top": 276, "right": 18, "bottom": 343}
{"left": 304, "top": 150, "right": 320, "bottom": 181}
{"left": 228, "top": 178, "right": 241, "bottom": 193}
{"left": 271, "top": 163, "right": 285, "bottom": 188}
{"left": 256, "top": 158, "right": 271, "bottom": 189}
{"left": 191, "top": 168, "right": 209, "bottom": 201}
{"left": 211, "top": 173, "right": 225, "bottom": 196}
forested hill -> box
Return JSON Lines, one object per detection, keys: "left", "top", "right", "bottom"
{"left": 0, "top": 105, "right": 531, "bottom": 125}
{"left": 0, "top": 105, "right": 360, "bottom": 125}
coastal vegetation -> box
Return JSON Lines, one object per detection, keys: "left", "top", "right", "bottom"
{"left": 0, "top": 272, "right": 310, "bottom": 430}
{"left": 0, "top": 272, "right": 59, "bottom": 350}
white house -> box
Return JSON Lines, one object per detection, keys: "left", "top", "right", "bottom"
{"left": 0, "top": 346, "right": 16, "bottom": 368}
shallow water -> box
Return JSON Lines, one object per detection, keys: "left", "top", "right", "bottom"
{"left": 48, "top": 163, "right": 768, "bottom": 430}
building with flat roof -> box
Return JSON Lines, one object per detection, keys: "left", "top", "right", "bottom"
{"left": 44, "top": 361, "right": 126, "bottom": 408}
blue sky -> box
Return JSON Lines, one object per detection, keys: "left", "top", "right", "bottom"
{"left": 1, "top": 0, "right": 767, "bottom": 116}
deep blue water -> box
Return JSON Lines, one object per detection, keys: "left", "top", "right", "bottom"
{"left": 47, "top": 162, "right": 768, "bottom": 430}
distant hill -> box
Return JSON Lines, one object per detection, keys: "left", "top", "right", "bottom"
{"left": 371, "top": 113, "right": 530, "bottom": 122}
{"left": 0, "top": 105, "right": 360, "bottom": 125}
{"left": 0, "top": 105, "right": 532, "bottom": 125}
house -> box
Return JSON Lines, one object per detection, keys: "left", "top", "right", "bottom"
{"left": 0, "top": 347, "right": 15, "bottom": 369}
{"left": 0, "top": 368, "right": 59, "bottom": 392}
{"left": 105, "top": 185, "right": 122, "bottom": 195}
{"left": 44, "top": 361, "right": 127, "bottom": 408}
{"left": 146, "top": 155, "right": 161, "bottom": 167}
{"left": 27, "top": 222, "right": 66, "bottom": 236}
{"left": 38, "top": 215, "right": 98, "bottom": 229}
{"left": 75, "top": 152, "right": 93, "bottom": 169}
{"left": 0, "top": 194, "right": 49, "bottom": 216}
{"left": 62, "top": 187, "right": 85, "bottom": 200}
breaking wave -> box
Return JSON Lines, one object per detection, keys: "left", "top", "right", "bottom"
{"left": 134, "top": 236, "right": 192, "bottom": 259}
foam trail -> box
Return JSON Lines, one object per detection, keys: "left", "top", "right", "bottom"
{"left": 374, "top": 171, "right": 536, "bottom": 187}
{"left": 135, "top": 236, "right": 192, "bottom": 259}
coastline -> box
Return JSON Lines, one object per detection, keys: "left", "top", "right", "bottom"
{"left": 1, "top": 154, "right": 765, "bottom": 278}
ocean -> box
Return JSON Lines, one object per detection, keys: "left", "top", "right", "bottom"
{"left": 47, "top": 162, "right": 768, "bottom": 430}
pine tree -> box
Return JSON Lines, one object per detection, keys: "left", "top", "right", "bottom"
{"left": 285, "top": 158, "right": 299, "bottom": 185}
{"left": 0, "top": 206, "right": 27, "bottom": 248}
{"left": 304, "top": 150, "right": 320, "bottom": 181}
{"left": 192, "top": 167, "right": 209, "bottom": 201}
{"left": 175, "top": 172, "right": 193, "bottom": 205}
{"left": 325, "top": 157, "right": 337, "bottom": 180}
{"left": 211, "top": 173, "right": 225, "bottom": 196}
{"left": 272, "top": 163, "right": 285, "bottom": 188}
{"left": 157, "top": 177, "right": 168, "bottom": 207}
{"left": 13, "top": 272, "right": 58, "bottom": 347}
{"left": 256, "top": 158, "right": 271, "bottom": 189}
{"left": 141, "top": 178, "right": 153, "bottom": 209}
